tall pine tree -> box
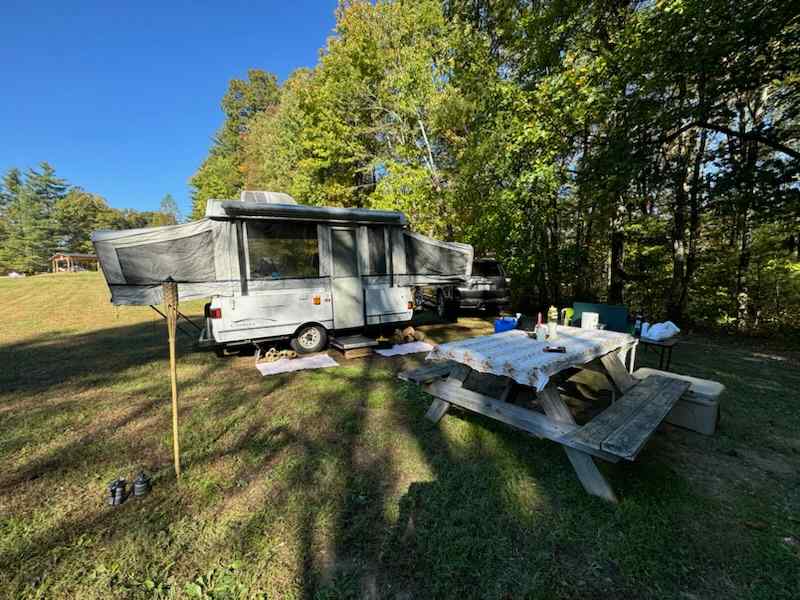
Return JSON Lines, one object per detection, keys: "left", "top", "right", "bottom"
{"left": 0, "top": 163, "right": 67, "bottom": 273}
{"left": 0, "top": 169, "right": 22, "bottom": 268}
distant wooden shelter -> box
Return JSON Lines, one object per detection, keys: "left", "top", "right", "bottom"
{"left": 51, "top": 252, "right": 99, "bottom": 273}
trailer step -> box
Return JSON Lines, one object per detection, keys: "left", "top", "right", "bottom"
{"left": 330, "top": 335, "right": 378, "bottom": 359}
{"left": 330, "top": 335, "right": 379, "bottom": 350}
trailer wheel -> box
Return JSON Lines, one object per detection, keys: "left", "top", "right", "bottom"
{"left": 291, "top": 324, "right": 327, "bottom": 354}
{"left": 444, "top": 299, "right": 459, "bottom": 322}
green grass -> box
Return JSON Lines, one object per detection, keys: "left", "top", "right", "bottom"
{"left": 1, "top": 272, "right": 798, "bottom": 599}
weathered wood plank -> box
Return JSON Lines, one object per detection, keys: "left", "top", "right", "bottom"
{"left": 602, "top": 377, "right": 689, "bottom": 460}
{"left": 565, "top": 376, "right": 670, "bottom": 450}
{"left": 567, "top": 369, "right": 616, "bottom": 402}
{"left": 538, "top": 384, "right": 619, "bottom": 504}
{"left": 425, "top": 379, "right": 576, "bottom": 441}
{"left": 579, "top": 359, "right": 608, "bottom": 376}
{"left": 563, "top": 375, "right": 689, "bottom": 461}
{"left": 600, "top": 352, "right": 637, "bottom": 393}
{"left": 424, "top": 398, "right": 451, "bottom": 424}
{"left": 627, "top": 343, "right": 637, "bottom": 374}
{"left": 633, "top": 368, "right": 725, "bottom": 400}
{"left": 424, "top": 379, "right": 620, "bottom": 462}
{"left": 447, "top": 363, "right": 471, "bottom": 383}
{"left": 398, "top": 361, "right": 454, "bottom": 384}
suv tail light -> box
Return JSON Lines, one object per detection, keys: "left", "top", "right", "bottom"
{"left": 209, "top": 308, "right": 222, "bottom": 319}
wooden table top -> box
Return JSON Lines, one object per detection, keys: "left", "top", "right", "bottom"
{"left": 427, "top": 326, "right": 636, "bottom": 391}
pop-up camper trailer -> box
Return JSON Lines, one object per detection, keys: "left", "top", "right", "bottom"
{"left": 92, "top": 192, "right": 473, "bottom": 353}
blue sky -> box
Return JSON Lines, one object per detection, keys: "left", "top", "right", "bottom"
{"left": 0, "top": 1, "right": 337, "bottom": 217}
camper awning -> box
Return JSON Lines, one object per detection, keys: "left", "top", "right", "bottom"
{"left": 92, "top": 200, "right": 471, "bottom": 306}
{"left": 92, "top": 219, "right": 240, "bottom": 305}
{"left": 207, "top": 200, "right": 407, "bottom": 226}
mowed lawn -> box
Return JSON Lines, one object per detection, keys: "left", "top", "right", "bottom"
{"left": 1, "top": 273, "right": 799, "bottom": 599}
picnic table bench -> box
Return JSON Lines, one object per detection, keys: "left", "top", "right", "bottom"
{"left": 399, "top": 326, "right": 691, "bottom": 503}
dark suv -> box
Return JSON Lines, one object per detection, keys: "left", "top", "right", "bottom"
{"left": 457, "top": 258, "right": 511, "bottom": 312}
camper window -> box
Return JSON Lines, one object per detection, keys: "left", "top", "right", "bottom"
{"left": 245, "top": 222, "right": 319, "bottom": 279}
{"left": 332, "top": 229, "right": 359, "bottom": 276}
{"left": 367, "top": 226, "right": 387, "bottom": 275}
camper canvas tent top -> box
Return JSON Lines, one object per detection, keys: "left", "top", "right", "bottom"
{"left": 92, "top": 192, "right": 473, "bottom": 353}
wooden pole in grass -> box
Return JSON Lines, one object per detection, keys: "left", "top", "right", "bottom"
{"left": 162, "top": 278, "right": 181, "bottom": 478}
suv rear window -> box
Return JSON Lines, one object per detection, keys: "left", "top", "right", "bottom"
{"left": 472, "top": 261, "right": 501, "bottom": 277}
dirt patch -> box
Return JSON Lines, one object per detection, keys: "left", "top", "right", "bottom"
{"left": 666, "top": 436, "right": 798, "bottom": 500}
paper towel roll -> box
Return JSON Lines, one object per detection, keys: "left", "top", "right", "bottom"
{"left": 581, "top": 312, "right": 599, "bottom": 329}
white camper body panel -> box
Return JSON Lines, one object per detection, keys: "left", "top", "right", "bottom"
{"left": 207, "top": 287, "right": 334, "bottom": 344}
{"left": 365, "top": 286, "right": 413, "bottom": 325}
{"left": 204, "top": 220, "right": 415, "bottom": 346}
{"left": 206, "top": 279, "right": 414, "bottom": 344}
{"left": 92, "top": 195, "right": 471, "bottom": 351}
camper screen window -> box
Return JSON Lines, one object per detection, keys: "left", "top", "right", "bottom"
{"left": 246, "top": 222, "right": 319, "bottom": 279}
{"left": 367, "top": 227, "right": 387, "bottom": 275}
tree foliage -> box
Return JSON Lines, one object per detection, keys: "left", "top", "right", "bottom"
{"left": 52, "top": 189, "right": 122, "bottom": 254}
{"left": 192, "top": 0, "right": 800, "bottom": 331}
{"left": 0, "top": 163, "right": 66, "bottom": 273}
{"left": 0, "top": 163, "right": 185, "bottom": 274}
{"left": 189, "top": 69, "right": 280, "bottom": 219}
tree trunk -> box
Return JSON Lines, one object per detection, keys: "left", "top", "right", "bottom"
{"left": 735, "top": 207, "right": 752, "bottom": 329}
{"left": 574, "top": 197, "right": 595, "bottom": 301}
{"left": 548, "top": 193, "right": 561, "bottom": 306}
{"left": 666, "top": 186, "right": 687, "bottom": 322}
{"left": 666, "top": 127, "right": 709, "bottom": 322}
{"left": 608, "top": 205, "right": 625, "bottom": 305}
{"left": 685, "top": 128, "right": 708, "bottom": 292}
{"left": 666, "top": 126, "right": 698, "bottom": 323}
{"left": 732, "top": 102, "right": 758, "bottom": 330}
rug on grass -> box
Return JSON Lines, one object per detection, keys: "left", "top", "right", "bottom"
{"left": 256, "top": 353, "right": 339, "bottom": 376}
{"left": 375, "top": 341, "right": 434, "bottom": 357}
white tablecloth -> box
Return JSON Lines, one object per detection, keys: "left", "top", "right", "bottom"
{"left": 427, "top": 326, "right": 635, "bottom": 391}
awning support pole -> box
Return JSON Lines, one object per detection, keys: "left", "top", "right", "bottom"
{"left": 149, "top": 305, "right": 197, "bottom": 339}
{"left": 162, "top": 279, "right": 181, "bottom": 478}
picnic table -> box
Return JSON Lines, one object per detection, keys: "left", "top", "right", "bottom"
{"left": 400, "top": 326, "right": 689, "bottom": 503}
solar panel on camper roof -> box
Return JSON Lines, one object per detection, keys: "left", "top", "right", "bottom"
{"left": 239, "top": 190, "right": 298, "bottom": 205}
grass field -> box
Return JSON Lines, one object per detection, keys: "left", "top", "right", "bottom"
{"left": 2, "top": 272, "right": 799, "bottom": 599}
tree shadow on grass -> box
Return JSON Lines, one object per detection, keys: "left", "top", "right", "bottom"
{"left": 370, "top": 372, "right": 799, "bottom": 600}
{"left": 2, "top": 314, "right": 387, "bottom": 596}
{"left": 1, "top": 320, "right": 185, "bottom": 394}
{"left": 4, "top": 323, "right": 792, "bottom": 599}
{"left": 0, "top": 318, "right": 228, "bottom": 478}
{"left": 201, "top": 354, "right": 398, "bottom": 596}
{"left": 0, "top": 315, "right": 308, "bottom": 596}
